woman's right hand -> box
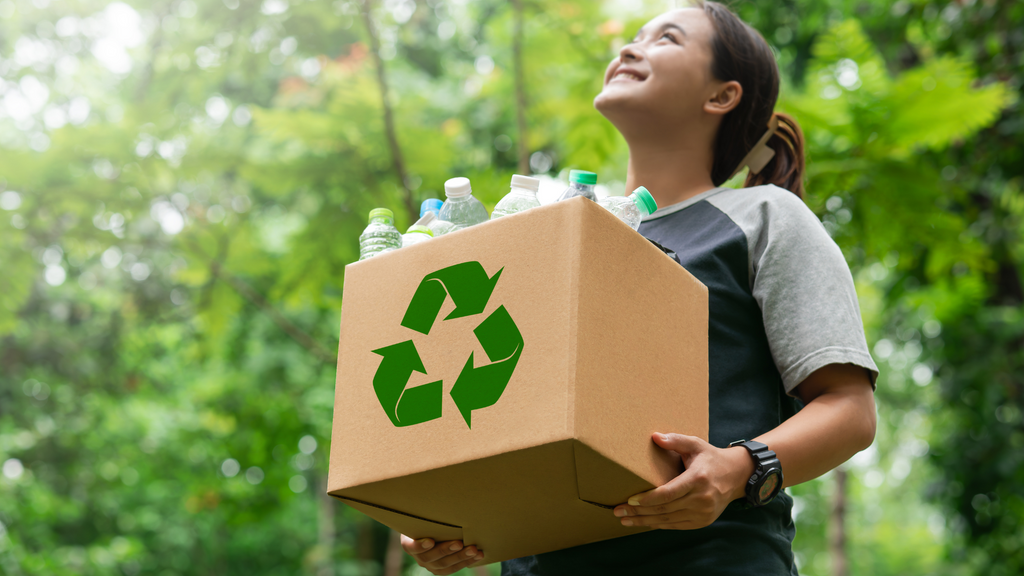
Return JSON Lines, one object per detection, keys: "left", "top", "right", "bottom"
{"left": 400, "top": 535, "right": 484, "bottom": 575}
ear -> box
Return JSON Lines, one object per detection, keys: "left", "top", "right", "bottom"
{"left": 703, "top": 80, "right": 742, "bottom": 116}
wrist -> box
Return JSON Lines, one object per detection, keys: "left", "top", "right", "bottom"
{"left": 724, "top": 446, "right": 756, "bottom": 501}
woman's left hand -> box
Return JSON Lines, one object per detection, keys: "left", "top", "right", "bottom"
{"left": 613, "top": 432, "right": 755, "bottom": 530}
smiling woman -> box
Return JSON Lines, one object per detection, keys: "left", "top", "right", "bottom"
{"left": 401, "top": 3, "right": 878, "bottom": 576}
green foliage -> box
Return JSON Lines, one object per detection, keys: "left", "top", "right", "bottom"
{"left": 1, "top": 0, "right": 1021, "bottom": 574}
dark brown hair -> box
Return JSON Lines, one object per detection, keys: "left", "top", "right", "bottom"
{"left": 699, "top": 1, "right": 806, "bottom": 199}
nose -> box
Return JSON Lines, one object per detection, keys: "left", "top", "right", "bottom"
{"left": 618, "top": 41, "right": 643, "bottom": 63}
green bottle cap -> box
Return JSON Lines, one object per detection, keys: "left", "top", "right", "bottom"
{"left": 407, "top": 225, "right": 433, "bottom": 237}
{"left": 630, "top": 186, "right": 658, "bottom": 215}
{"left": 369, "top": 208, "right": 394, "bottom": 222}
{"left": 569, "top": 170, "right": 597, "bottom": 185}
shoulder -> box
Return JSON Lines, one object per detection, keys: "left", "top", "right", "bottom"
{"left": 706, "top": 185, "right": 826, "bottom": 242}
{"left": 708, "top": 185, "right": 814, "bottom": 220}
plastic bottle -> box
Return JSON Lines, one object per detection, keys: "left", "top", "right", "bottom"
{"left": 597, "top": 186, "right": 658, "bottom": 230}
{"left": 439, "top": 177, "right": 489, "bottom": 231}
{"left": 358, "top": 208, "right": 402, "bottom": 261}
{"left": 491, "top": 174, "right": 542, "bottom": 219}
{"left": 555, "top": 170, "right": 598, "bottom": 202}
{"left": 401, "top": 225, "right": 434, "bottom": 248}
{"left": 417, "top": 199, "right": 456, "bottom": 237}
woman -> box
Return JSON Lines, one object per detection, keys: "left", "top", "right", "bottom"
{"left": 402, "top": 2, "right": 878, "bottom": 574}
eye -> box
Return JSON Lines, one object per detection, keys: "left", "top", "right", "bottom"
{"left": 660, "top": 32, "right": 679, "bottom": 43}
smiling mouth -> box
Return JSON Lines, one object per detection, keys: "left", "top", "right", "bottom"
{"left": 611, "top": 71, "right": 645, "bottom": 83}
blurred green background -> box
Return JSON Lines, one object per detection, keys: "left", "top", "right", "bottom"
{"left": 1, "top": 0, "right": 1022, "bottom": 574}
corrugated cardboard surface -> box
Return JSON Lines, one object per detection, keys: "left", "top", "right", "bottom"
{"left": 328, "top": 198, "right": 708, "bottom": 565}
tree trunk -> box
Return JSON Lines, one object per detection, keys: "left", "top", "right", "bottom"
{"left": 830, "top": 468, "right": 849, "bottom": 576}
{"left": 359, "top": 0, "right": 418, "bottom": 222}
{"left": 357, "top": 517, "right": 375, "bottom": 576}
{"left": 383, "top": 529, "right": 404, "bottom": 576}
{"left": 318, "top": 477, "right": 336, "bottom": 576}
{"left": 511, "top": 0, "right": 530, "bottom": 175}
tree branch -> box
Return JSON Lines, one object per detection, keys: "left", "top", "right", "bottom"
{"left": 187, "top": 238, "right": 338, "bottom": 365}
{"left": 511, "top": 0, "right": 530, "bottom": 175}
{"left": 360, "top": 0, "right": 418, "bottom": 222}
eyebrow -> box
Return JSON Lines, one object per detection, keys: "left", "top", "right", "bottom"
{"left": 634, "top": 22, "right": 688, "bottom": 40}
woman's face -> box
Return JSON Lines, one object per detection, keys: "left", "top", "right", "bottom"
{"left": 594, "top": 8, "right": 723, "bottom": 129}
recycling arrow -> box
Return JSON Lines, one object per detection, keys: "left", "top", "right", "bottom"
{"left": 371, "top": 340, "right": 443, "bottom": 427}
{"left": 449, "top": 305, "right": 523, "bottom": 428}
{"left": 401, "top": 261, "right": 503, "bottom": 335}
{"left": 371, "top": 261, "right": 522, "bottom": 429}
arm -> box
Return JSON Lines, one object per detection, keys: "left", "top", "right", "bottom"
{"left": 613, "top": 362, "right": 875, "bottom": 529}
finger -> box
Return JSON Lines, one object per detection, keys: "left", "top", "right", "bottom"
{"left": 615, "top": 496, "right": 694, "bottom": 518}
{"left": 400, "top": 534, "right": 435, "bottom": 556}
{"left": 434, "top": 550, "right": 485, "bottom": 575}
{"left": 651, "top": 520, "right": 703, "bottom": 530}
{"left": 417, "top": 540, "right": 466, "bottom": 564}
{"left": 625, "top": 467, "right": 700, "bottom": 507}
{"left": 651, "top": 432, "right": 707, "bottom": 461}
{"left": 429, "top": 546, "right": 483, "bottom": 570}
{"left": 618, "top": 509, "right": 692, "bottom": 528}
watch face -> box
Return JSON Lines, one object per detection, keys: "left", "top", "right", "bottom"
{"left": 758, "top": 472, "right": 780, "bottom": 502}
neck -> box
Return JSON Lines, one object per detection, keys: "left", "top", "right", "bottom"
{"left": 622, "top": 134, "right": 718, "bottom": 209}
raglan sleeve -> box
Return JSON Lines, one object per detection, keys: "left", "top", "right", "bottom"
{"left": 744, "top": 188, "right": 879, "bottom": 395}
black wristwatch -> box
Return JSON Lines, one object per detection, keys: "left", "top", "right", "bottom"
{"left": 728, "top": 439, "right": 784, "bottom": 507}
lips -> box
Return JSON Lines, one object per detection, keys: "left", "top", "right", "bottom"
{"left": 610, "top": 67, "right": 647, "bottom": 83}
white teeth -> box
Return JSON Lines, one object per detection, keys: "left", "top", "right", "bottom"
{"left": 615, "top": 72, "right": 642, "bottom": 81}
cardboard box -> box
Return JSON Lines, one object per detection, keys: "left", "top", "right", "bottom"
{"left": 328, "top": 197, "right": 708, "bottom": 565}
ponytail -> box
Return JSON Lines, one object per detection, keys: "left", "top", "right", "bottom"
{"left": 701, "top": 1, "right": 807, "bottom": 201}
{"left": 744, "top": 112, "right": 806, "bottom": 199}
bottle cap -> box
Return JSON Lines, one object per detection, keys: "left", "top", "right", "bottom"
{"left": 444, "top": 177, "right": 472, "bottom": 198}
{"left": 510, "top": 174, "right": 541, "bottom": 192}
{"left": 407, "top": 225, "right": 433, "bottom": 237}
{"left": 420, "top": 198, "right": 443, "bottom": 216}
{"left": 569, "top": 170, "right": 597, "bottom": 185}
{"left": 629, "top": 186, "right": 658, "bottom": 215}
{"left": 369, "top": 208, "right": 394, "bottom": 222}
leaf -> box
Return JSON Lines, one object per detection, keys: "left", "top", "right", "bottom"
{"left": 886, "top": 57, "right": 1014, "bottom": 151}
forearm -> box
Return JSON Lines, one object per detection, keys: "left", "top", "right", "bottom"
{"left": 722, "top": 364, "right": 877, "bottom": 500}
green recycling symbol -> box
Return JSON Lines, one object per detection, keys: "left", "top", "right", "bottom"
{"left": 371, "top": 261, "right": 523, "bottom": 429}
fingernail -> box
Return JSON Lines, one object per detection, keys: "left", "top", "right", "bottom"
{"left": 627, "top": 496, "right": 641, "bottom": 506}
{"left": 613, "top": 508, "right": 627, "bottom": 517}
{"left": 476, "top": 553, "right": 484, "bottom": 560}
{"left": 450, "top": 543, "right": 463, "bottom": 552}
{"left": 622, "top": 518, "right": 633, "bottom": 526}
{"left": 421, "top": 540, "right": 434, "bottom": 550}
{"left": 465, "top": 549, "right": 476, "bottom": 557}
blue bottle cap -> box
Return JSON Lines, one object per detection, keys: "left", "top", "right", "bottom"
{"left": 420, "top": 198, "right": 443, "bottom": 217}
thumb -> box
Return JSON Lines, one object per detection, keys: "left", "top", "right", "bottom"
{"left": 652, "top": 432, "right": 707, "bottom": 463}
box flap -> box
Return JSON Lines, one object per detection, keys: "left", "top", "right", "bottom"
{"left": 335, "top": 496, "right": 463, "bottom": 542}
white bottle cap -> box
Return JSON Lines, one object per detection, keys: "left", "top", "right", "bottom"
{"left": 414, "top": 211, "right": 437, "bottom": 227}
{"left": 510, "top": 174, "right": 541, "bottom": 192}
{"left": 444, "top": 177, "right": 472, "bottom": 198}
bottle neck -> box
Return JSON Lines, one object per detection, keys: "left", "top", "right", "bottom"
{"left": 370, "top": 217, "right": 394, "bottom": 226}
{"left": 510, "top": 185, "right": 538, "bottom": 197}
{"left": 571, "top": 182, "right": 595, "bottom": 193}
{"left": 630, "top": 194, "right": 651, "bottom": 216}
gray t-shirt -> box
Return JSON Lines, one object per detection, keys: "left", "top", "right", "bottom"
{"left": 646, "top": 184, "right": 878, "bottom": 394}
{"left": 503, "top": 184, "right": 877, "bottom": 576}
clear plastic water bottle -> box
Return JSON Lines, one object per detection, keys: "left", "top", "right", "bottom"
{"left": 401, "top": 225, "right": 433, "bottom": 248}
{"left": 417, "top": 199, "right": 456, "bottom": 237}
{"left": 358, "top": 208, "right": 402, "bottom": 261}
{"left": 439, "top": 177, "right": 489, "bottom": 231}
{"left": 555, "top": 170, "right": 598, "bottom": 202}
{"left": 491, "top": 174, "right": 542, "bottom": 219}
{"left": 598, "top": 186, "right": 658, "bottom": 230}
